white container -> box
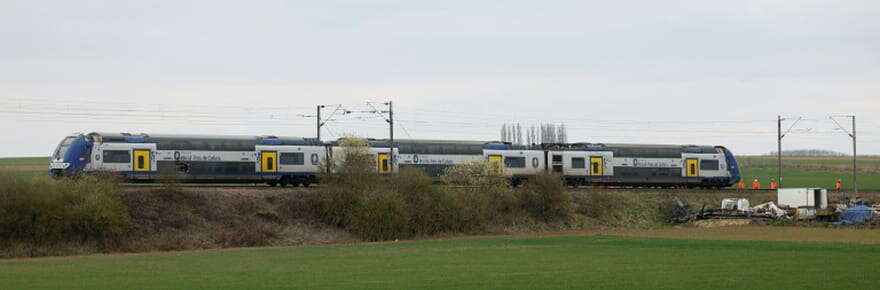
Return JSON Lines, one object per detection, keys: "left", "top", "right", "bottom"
{"left": 796, "top": 207, "right": 817, "bottom": 220}
{"left": 778, "top": 188, "right": 828, "bottom": 209}
{"left": 722, "top": 198, "right": 751, "bottom": 211}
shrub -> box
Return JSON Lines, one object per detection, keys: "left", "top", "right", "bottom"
{"left": 349, "top": 190, "right": 408, "bottom": 241}
{"left": 442, "top": 161, "right": 508, "bottom": 188}
{"left": 519, "top": 173, "right": 571, "bottom": 221}
{"left": 572, "top": 191, "right": 625, "bottom": 218}
{"left": 392, "top": 168, "right": 455, "bottom": 235}
{"left": 312, "top": 137, "right": 379, "bottom": 227}
{"left": 0, "top": 176, "right": 130, "bottom": 244}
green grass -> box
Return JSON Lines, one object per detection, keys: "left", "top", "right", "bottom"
{"left": 1, "top": 235, "right": 878, "bottom": 289}
{"left": 0, "top": 157, "right": 49, "bottom": 166}
{"left": 738, "top": 169, "right": 880, "bottom": 190}
{"left": 736, "top": 156, "right": 880, "bottom": 190}
{"left": 0, "top": 171, "right": 51, "bottom": 183}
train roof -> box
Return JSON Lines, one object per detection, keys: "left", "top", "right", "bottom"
{"left": 366, "top": 138, "right": 491, "bottom": 145}
{"left": 86, "top": 132, "right": 320, "bottom": 145}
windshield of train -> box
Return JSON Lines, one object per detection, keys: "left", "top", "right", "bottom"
{"left": 54, "top": 137, "right": 75, "bottom": 160}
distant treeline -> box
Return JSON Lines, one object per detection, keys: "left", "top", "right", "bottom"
{"left": 764, "top": 149, "right": 875, "bottom": 157}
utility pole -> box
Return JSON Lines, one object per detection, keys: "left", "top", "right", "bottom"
{"left": 778, "top": 115, "right": 782, "bottom": 188}
{"left": 387, "top": 101, "right": 394, "bottom": 174}
{"left": 830, "top": 115, "right": 857, "bottom": 194}
{"left": 299, "top": 105, "right": 348, "bottom": 142}
{"left": 854, "top": 116, "right": 857, "bottom": 194}
{"left": 363, "top": 101, "right": 395, "bottom": 173}
{"left": 316, "top": 105, "right": 324, "bottom": 141}
{"left": 777, "top": 116, "right": 802, "bottom": 189}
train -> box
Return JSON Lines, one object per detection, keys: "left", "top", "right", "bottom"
{"left": 49, "top": 132, "right": 741, "bottom": 188}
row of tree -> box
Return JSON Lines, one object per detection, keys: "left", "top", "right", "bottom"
{"left": 766, "top": 149, "right": 848, "bottom": 157}
{"left": 500, "top": 123, "right": 568, "bottom": 145}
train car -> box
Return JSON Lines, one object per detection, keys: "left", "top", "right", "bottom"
{"left": 482, "top": 142, "right": 546, "bottom": 186}
{"left": 547, "top": 143, "right": 741, "bottom": 188}
{"left": 49, "top": 132, "right": 325, "bottom": 186}
{"left": 386, "top": 139, "right": 485, "bottom": 177}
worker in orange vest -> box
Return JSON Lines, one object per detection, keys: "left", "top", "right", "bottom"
{"left": 751, "top": 179, "right": 761, "bottom": 189}
{"left": 769, "top": 179, "right": 778, "bottom": 190}
{"left": 835, "top": 179, "right": 842, "bottom": 191}
{"left": 737, "top": 180, "right": 746, "bottom": 189}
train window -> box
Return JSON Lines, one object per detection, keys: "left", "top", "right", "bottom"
{"left": 267, "top": 157, "right": 274, "bottom": 170}
{"left": 54, "top": 137, "right": 76, "bottom": 159}
{"left": 103, "top": 150, "right": 130, "bottom": 163}
{"left": 504, "top": 157, "right": 526, "bottom": 168}
{"left": 552, "top": 155, "right": 562, "bottom": 162}
{"left": 700, "top": 160, "right": 719, "bottom": 170}
{"left": 398, "top": 144, "right": 413, "bottom": 154}
{"left": 470, "top": 145, "right": 483, "bottom": 154}
{"left": 280, "top": 153, "right": 305, "bottom": 165}
{"left": 571, "top": 157, "right": 585, "bottom": 169}
{"left": 427, "top": 144, "right": 442, "bottom": 155}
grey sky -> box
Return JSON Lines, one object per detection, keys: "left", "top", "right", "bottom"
{"left": 1, "top": 0, "right": 878, "bottom": 157}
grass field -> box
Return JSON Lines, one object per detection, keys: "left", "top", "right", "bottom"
{"left": 737, "top": 156, "right": 880, "bottom": 190}
{"left": 0, "top": 157, "right": 50, "bottom": 181}
{"left": 0, "top": 156, "right": 50, "bottom": 166}
{"left": 2, "top": 232, "right": 879, "bottom": 290}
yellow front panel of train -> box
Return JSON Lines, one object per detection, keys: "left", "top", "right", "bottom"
{"left": 590, "top": 157, "right": 603, "bottom": 176}
{"left": 261, "top": 151, "right": 277, "bottom": 172}
{"left": 133, "top": 150, "right": 151, "bottom": 172}
{"left": 378, "top": 153, "right": 391, "bottom": 174}
{"left": 686, "top": 158, "right": 699, "bottom": 177}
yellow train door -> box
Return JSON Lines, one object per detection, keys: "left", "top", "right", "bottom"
{"left": 488, "top": 155, "right": 503, "bottom": 174}
{"left": 378, "top": 153, "right": 391, "bottom": 174}
{"left": 686, "top": 158, "right": 699, "bottom": 177}
{"left": 261, "top": 151, "right": 278, "bottom": 173}
{"left": 133, "top": 150, "right": 151, "bottom": 172}
{"left": 589, "top": 157, "right": 603, "bottom": 176}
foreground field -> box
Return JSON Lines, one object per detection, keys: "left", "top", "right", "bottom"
{"left": 2, "top": 231, "right": 879, "bottom": 290}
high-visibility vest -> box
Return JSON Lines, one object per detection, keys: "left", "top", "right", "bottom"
{"left": 752, "top": 181, "right": 761, "bottom": 189}
{"left": 737, "top": 181, "right": 746, "bottom": 189}
{"left": 770, "top": 182, "right": 778, "bottom": 189}
{"left": 835, "top": 182, "right": 842, "bottom": 190}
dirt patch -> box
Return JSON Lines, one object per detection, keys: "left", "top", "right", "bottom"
{"left": 0, "top": 165, "right": 45, "bottom": 172}
{"left": 692, "top": 219, "right": 752, "bottom": 228}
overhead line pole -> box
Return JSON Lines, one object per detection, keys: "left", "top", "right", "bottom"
{"left": 830, "top": 115, "right": 857, "bottom": 195}
{"left": 778, "top": 116, "right": 782, "bottom": 188}
{"left": 854, "top": 115, "right": 857, "bottom": 194}
{"left": 388, "top": 101, "right": 394, "bottom": 174}
{"left": 317, "top": 105, "right": 324, "bottom": 141}
{"left": 777, "top": 116, "right": 802, "bottom": 189}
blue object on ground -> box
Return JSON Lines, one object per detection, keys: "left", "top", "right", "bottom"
{"left": 833, "top": 205, "right": 874, "bottom": 225}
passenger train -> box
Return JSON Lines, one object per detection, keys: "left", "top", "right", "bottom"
{"left": 49, "top": 132, "right": 741, "bottom": 188}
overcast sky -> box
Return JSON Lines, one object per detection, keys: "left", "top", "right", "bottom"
{"left": 1, "top": 0, "right": 878, "bottom": 157}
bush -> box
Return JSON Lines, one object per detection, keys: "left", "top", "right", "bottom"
{"left": 349, "top": 190, "right": 408, "bottom": 241}
{"left": 0, "top": 176, "right": 130, "bottom": 244}
{"left": 520, "top": 173, "right": 571, "bottom": 221}
{"left": 442, "top": 161, "right": 508, "bottom": 188}
{"left": 392, "top": 168, "right": 455, "bottom": 235}
{"left": 572, "top": 191, "right": 625, "bottom": 218}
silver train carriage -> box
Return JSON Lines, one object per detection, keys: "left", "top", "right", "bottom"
{"left": 49, "top": 132, "right": 325, "bottom": 186}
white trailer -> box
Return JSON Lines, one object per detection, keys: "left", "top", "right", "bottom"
{"left": 777, "top": 188, "right": 828, "bottom": 209}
